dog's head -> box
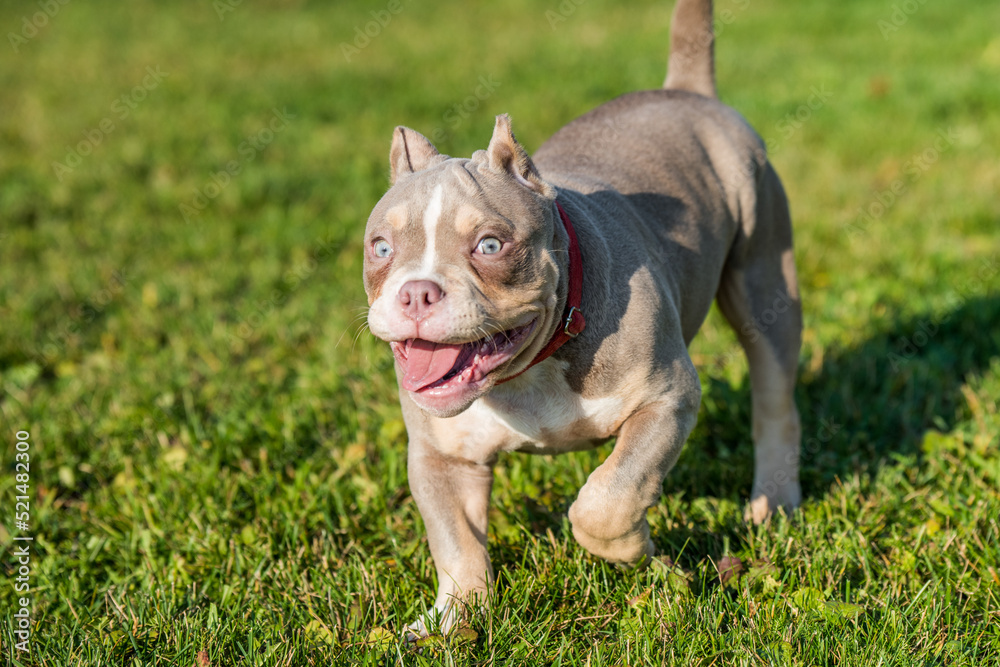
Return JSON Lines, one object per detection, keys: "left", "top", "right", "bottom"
{"left": 364, "top": 115, "right": 565, "bottom": 417}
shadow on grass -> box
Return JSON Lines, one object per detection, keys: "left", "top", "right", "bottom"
{"left": 796, "top": 293, "right": 999, "bottom": 488}
{"left": 656, "top": 293, "right": 1000, "bottom": 565}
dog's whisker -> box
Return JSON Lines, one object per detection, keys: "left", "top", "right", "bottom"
{"left": 481, "top": 322, "right": 513, "bottom": 355}
{"left": 478, "top": 325, "right": 502, "bottom": 355}
{"left": 350, "top": 323, "right": 373, "bottom": 353}
{"left": 335, "top": 312, "right": 372, "bottom": 349}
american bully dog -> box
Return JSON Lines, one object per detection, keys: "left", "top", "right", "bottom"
{"left": 362, "top": 0, "right": 802, "bottom": 636}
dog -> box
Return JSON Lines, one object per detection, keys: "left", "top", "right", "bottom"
{"left": 362, "top": 0, "right": 802, "bottom": 636}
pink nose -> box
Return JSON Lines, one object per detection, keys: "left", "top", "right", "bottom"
{"left": 397, "top": 280, "right": 444, "bottom": 321}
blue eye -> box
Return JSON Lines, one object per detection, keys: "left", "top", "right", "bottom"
{"left": 477, "top": 237, "right": 502, "bottom": 255}
{"left": 373, "top": 239, "right": 392, "bottom": 258}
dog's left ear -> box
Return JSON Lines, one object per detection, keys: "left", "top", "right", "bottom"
{"left": 486, "top": 114, "right": 553, "bottom": 197}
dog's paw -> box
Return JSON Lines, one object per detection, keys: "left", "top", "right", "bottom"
{"left": 569, "top": 516, "right": 656, "bottom": 566}
{"left": 573, "top": 527, "right": 657, "bottom": 566}
{"left": 404, "top": 599, "right": 460, "bottom": 643}
{"left": 568, "top": 486, "right": 658, "bottom": 566}
{"left": 746, "top": 482, "right": 801, "bottom": 524}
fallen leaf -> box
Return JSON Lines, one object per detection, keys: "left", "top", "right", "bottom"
{"left": 303, "top": 620, "right": 336, "bottom": 646}
{"left": 620, "top": 616, "right": 642, "bottom": 635}
{"left": 789, "top": 587, "right": 824, "bottom": 613}
{"left": 416, "top": 634, "right": 446, "bottom": 650}
{"left": 945, "top": 639, "right": 966, "bottom": 655}
{"left": 717, "top": 556, "right": 744, "bottom": 586}
{"left": 821, "top": 601, "right": 865, "bottom": 622}
{"left": 627, "top": 587, "right": 652, "bottom": 608}
{"left": 239, "top": 524, "right": 256, "bottom": 545}
{"left": 654, "top": 555, "right": 675, "bottom": 568}
{"left": 893, "top": 549, "right": 917, "bottom": 573}
{"left": 767, "top": 640, "right": 793, "bottom": 662}
{"left": 868, "top": 75, "right": 890, "bottom": 99}
{"left": 666, "top": 569, "right": 692, "bottom": 598}
{"left": 162, "top": 446, "right": 188, "bottom": 470}
{"left": 366, "top": 626, "right": 395, "bottom": 658}
{"left": 746, "top": 560, "right": 782, "bottom": 596}
{"left": 451, "top": 627, "right": 478, "bottom": 645}
{"left": 928, "top": 497, "right": 955, "bottom": 518}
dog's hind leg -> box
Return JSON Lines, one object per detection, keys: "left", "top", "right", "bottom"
{"left": 716, "top": 161, "right": 803, "bottom": 524}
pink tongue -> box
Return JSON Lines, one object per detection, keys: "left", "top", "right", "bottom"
{"left": 401, "top": 339, "right": 466, "bottom": 391}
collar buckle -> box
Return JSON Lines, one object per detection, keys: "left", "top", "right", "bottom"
{"left": 563, "top": 306, "right": 583, "bottom": 337}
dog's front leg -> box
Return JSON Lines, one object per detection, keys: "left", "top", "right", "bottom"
{"left": 568, "top": 361, "right": 701, "bottom": 566}
{"left": 406, "top": 435, "right": 494, "bottom": 637}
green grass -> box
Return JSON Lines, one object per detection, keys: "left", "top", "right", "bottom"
{"left": 1, "top": 0, "right": 999, "bottom": 664}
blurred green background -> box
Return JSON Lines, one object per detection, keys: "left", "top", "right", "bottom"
{"left": 1, "top": 0, "right": 998, "bottom": 663}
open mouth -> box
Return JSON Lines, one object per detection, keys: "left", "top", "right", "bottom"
{"left": 391, "top": 320, "right": 537, "bottom": 394}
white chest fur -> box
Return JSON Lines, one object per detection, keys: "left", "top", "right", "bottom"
{"left": 430, "top": 359, "right": 629, "bottom": 462}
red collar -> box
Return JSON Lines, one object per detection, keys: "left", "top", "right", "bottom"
{"left": 500, "top": 201, "right": 585, "bottom": 383}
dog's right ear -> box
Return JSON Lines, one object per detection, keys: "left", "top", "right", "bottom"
{"left": 390, "top": 127, "right": 441, "bottom": 184}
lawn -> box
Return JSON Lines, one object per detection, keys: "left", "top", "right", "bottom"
{"left": 1, "top": 0, "right": 998, "bottom": 664}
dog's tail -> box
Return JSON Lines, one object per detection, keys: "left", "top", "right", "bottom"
{"left": 663, "top": 0, "right": 716, "bottom": 98}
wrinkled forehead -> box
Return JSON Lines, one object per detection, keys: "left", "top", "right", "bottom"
{"left": 367, "top": 159, "right": 478, "bottom": 233}
{"left": 365, "top": 156, "right": 546, "bottom": 237}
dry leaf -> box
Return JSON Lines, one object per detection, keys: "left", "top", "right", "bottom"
{"left": 717, "top": 555, "right": 744, "bottom": 586}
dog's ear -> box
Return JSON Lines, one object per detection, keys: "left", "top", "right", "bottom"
{"left": 486, "top": 114, "right": 553, "bottom": 197}
{"left": 390, "top": 126, "right": 441, "bottom": 184}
